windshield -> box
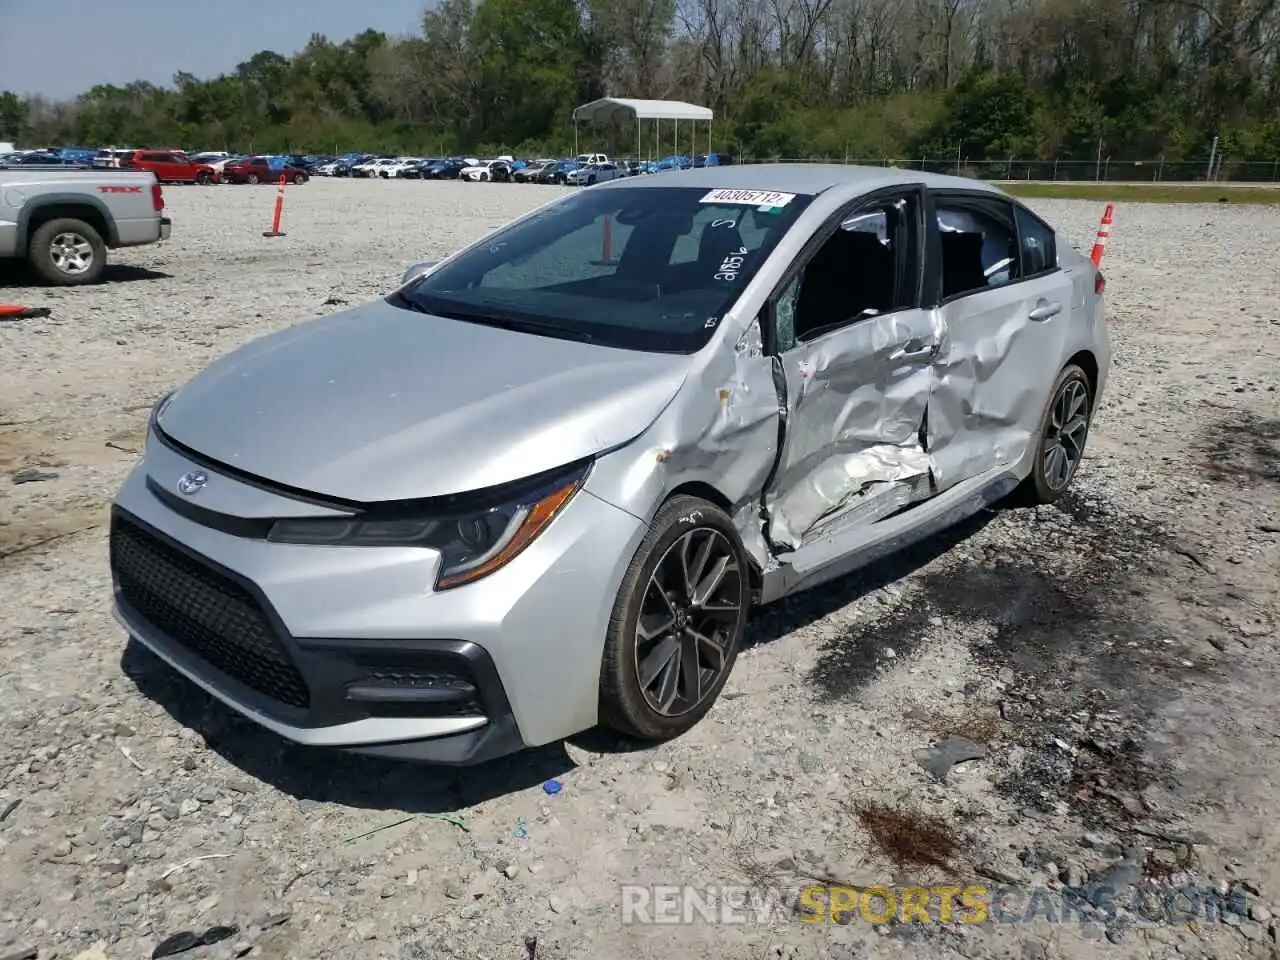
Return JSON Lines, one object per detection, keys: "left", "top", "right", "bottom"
{"left": 394, "top": 186, "right": 812, "bottom": 353}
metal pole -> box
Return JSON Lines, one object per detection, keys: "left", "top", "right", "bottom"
{"left": 1206, "top": 136, "right": 1218, "bottom": 181}
{"left": 574, "top": 119, "right": 579, "bottom": 157}
{"left": 1095, "top": 138, "right": 1102, "bottom": 181}
{"left": 636, "top": 119, "right": 640, "bottom": 165}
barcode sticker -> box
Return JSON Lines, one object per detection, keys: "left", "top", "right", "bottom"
{"left": 699, "top": 189, "right": 797, "bottom": 209}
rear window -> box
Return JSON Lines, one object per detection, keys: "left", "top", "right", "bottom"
{"left": 398, "top": 186, "right": 812, "bottom": 353}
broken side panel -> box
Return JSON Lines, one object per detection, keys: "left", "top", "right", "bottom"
{"left": 583, "top": 317, "right": 785, "bottom": 574}
{"left": 764, "top": 308, "right": 942, "bottom": 550}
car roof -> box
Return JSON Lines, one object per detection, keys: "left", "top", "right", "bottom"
{"left": 595, "top": 163, "right": 1007, "bottom": 198}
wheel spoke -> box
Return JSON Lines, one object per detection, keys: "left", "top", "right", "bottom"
{"left": 1043, "top": 444, "right": 1064, "bottom": 486}
{"left": 691, "top": 554, "right": 732, "bottom": 607}
{"left": 637, "top": 609, "right": 674, "bottom": 641}
{"left": 682, "top": 532, "right": 714, "bottom": 600}
{"left": 638, "top": 634, "right": 679, "bottom": 690}
{"left": 698, "top": 601, "right": 741, "bottom": 622}
{"left": 1060, "top": 428, "right": 1085, "bottom": 461}
{"left": 653, "top": 640, "right": 683, "bottom": 711}
{"left": 679, "top": 634, "right": 703, "bottom": 705}
{"left": 1062, "top": 412, "right": 1088, "bottom": 440}
{"left": 1053, "top": 446, "right": 1072, "bottom": 486}
{"left": 688, "top": 627, "right": 726, "bottom": 670}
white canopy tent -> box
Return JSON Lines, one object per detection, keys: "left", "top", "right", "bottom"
{"left": 571, "top": 98, "right": 714, "bottom": 162}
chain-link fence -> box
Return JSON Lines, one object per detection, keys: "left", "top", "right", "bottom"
{"left": 728, "top": 156, "right": 1280, "bottom": 183}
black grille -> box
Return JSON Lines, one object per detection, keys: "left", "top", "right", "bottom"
{"left": 110, "top": 514, "right": 311, "bottom": 710}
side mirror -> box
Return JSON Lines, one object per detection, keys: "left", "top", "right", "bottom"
{"left": 400, "top": 260, "right": 439, "bottom": 286}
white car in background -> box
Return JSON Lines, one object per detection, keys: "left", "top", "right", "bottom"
{"left": 567, "top": 161, "right": 621, "bottom": 186}
{"left": 92, "top": 148, "right": 140, "bottom": 169}
{"left": 380, "top": 157, "right": 421, "bottom": 178}
{"left": 460, "top": 160, "right": 512, "bottom": 182}
{"left": 352, "top": 158, "right": 398, "bottom": 178}
{"left": 189, "top": 152, "right": 241, "bottom": 173}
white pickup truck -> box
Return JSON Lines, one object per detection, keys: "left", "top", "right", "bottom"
{"left": 0, "top": 166, "right": 172, "bottom": 285}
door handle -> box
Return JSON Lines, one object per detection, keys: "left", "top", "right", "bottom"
{"left": 891, "top": 339, "right": 936, "bottom": 361}
{"left": 1028, "top": 300, "right": 1062, "bottom": 321}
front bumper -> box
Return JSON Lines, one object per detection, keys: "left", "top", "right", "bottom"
{"left": 109, "top": 437, "right": 647, "bottom": 763}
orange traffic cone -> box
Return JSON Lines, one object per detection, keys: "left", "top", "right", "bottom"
{"left": 1089, "top": 204, "right": 1114, "bottom": 266}
{"left": 0, "top": 304, "right": 51, "bottom": 320}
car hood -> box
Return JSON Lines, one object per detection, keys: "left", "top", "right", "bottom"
{"left": 156, "top": 299, "right": 691, "bottom": 503}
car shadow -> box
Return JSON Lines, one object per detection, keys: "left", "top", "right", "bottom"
{"left": 101, "top": 265, "right": 172, "bottom": 284}
{"left": 0, "top": 263, "right": 171, "bottom": 287}
{"left": 121, "top": 639, "right": 573, "bottom": 814}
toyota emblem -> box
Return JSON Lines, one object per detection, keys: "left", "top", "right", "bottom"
{"left": 176, "top": 471, "right": 208, "bottom": 496}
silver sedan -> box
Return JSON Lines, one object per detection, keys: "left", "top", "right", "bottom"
{"left": 109, "top": 164, "right": 1109, "bottom": 764}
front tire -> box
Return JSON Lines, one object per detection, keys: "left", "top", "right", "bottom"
{"left": 293, "top": 173, "right": 306, "bottom": 185}
{"left": 196, "top": 171, "right": 213, "bottom": 185}
{"left": 246, "top": 172, "right": 260, "bottom": 184}
{"left": 599, "top": 496, "right": 750, "bottom": 741}
{"left": 28, "top": 218, "right": 107, "bottom": 285}
{"left": 1014, "top": 363, "right": 1093, "bottom": 505}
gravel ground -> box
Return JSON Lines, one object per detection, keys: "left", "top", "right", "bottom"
{"left": 1, "top": 178, "right": 1278, "bottom": 960}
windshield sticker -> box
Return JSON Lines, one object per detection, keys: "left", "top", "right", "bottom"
{"left": 714, "top": 246, "right": 749, "bottom": 281}
{"left": 700, "top": 189, "right": 796, "bottom": 212}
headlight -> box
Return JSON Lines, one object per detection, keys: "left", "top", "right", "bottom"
{"left": 267, "top": 462, "right": 590, "bottom": 590}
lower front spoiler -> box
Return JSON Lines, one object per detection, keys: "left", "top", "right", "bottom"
{"left": 113, "top": 600, "right": 528, "bottom": 766}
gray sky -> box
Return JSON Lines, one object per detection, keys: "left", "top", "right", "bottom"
{"left": 0, "top": 0, "right": 429, "bottom": 100}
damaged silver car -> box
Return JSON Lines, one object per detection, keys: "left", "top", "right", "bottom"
{"left": 109, "top": 164, "right": 1110, "bottom": 764}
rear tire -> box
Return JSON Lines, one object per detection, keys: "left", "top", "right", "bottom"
{"left": 28, "top": 218, "right": 107, "bottom": 286}
{"left": 1012, "top": 363, "right": 1094, "bottom": 505}
{"left": 599, "top": 496, "right": 750, "bottom": 741}
{"left": 293, "top": 173, "right": 306, "bottom": 185}
{"left": 246, "top": 172, "right": 260, "bottom": 184}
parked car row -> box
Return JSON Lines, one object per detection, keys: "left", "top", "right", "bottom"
{"left": 1, "top": 146, "right": 734, "bottom": 189}
{"left": 309, "top": 152, "right": 735, "bottom": 185}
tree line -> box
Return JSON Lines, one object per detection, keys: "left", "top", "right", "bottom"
{"left": 2, "top": 0, "right": 1277, "bottom": 167}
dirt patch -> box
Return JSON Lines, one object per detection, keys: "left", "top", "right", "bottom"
{"left": 806, "top": 490, "right": 1198, "bottom": 830}
{"left": 1198, "top": 411, "right": 1280, "bottom": 486}
{"left": 853, "top": 801, "right": 961, "bottom": 871}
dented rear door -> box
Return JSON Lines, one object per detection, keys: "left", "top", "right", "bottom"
{"left": 925, "top": 191, "right": 1072, "bottom": 489}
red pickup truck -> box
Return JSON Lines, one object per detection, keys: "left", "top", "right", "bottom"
{"left": 122, "top": 150, "right": 219, "bottom": 185}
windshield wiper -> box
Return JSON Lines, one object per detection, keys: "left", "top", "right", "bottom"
{"left": 396, "top": 294, "right": 596, "bottom": 343}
